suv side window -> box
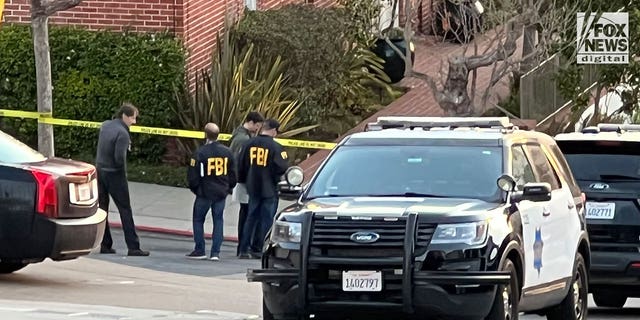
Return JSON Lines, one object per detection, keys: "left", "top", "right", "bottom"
{"left": 547, "top": 143, "right": 581, "bottom": 197}
{"left": 511, "top": 145, "right": 535, "bottom": 190}
{"left": 525, "top": 144, "right": 561, "bottom": 190}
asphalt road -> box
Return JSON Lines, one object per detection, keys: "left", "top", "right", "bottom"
{"left": 1, "top": 230, "right": 640, "bottom": 320}
{"left": 89, "top": 230, "right": 262, "bottom": 279}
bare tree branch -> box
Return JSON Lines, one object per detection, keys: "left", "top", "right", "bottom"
{"left": 380, "top": 0, "right": 577, "bottom": 116}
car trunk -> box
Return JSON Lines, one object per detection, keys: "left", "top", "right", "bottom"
{"left": 27, "top": 158, "right": 98, "bottom": 219}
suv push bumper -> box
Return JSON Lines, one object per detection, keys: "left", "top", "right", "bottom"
{"left": 249, "top": 212, "right": 510, "bottom": 319}
{"left": 247, "top": 269, "right": 510, "bottom": 319}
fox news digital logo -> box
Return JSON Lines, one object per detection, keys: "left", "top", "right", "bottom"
{"left": 577, "top": 12, "right": 629, "bottom": 64}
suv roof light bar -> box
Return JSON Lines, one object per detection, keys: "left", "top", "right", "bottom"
{"left": 365, "top": 116, "right": 515, "bottom": 131}
{"left": 595, "top": 123, "right": 640, "bottom": 133}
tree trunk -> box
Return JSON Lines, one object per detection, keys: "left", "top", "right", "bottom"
{"left": 441, "top": 56, "right": 473, "bottom": 116}
{"left": 32, "top": 15, "right": 54, "bottom": 157}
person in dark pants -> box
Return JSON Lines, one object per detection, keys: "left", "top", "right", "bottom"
{"left": 237, "top": 119, "right": 289, "bottom": 259}
{"left": 229, "top": 111, "right": 264, "bottom": 256}
{"left": 186, "top": 123, "right": 237, "bottom": 261}
{"left": 96, "top": 103, "right": 149, "bottom": 256}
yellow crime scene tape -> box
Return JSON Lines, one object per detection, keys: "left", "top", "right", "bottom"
{"left": 0, "top": 109, "right": 337, "bottom": 150}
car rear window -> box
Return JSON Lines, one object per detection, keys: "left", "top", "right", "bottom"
{"left": 556, "top": 140, "right": 640, "bottom": 181}
{"left": 0, "top": 130, "right": 47, "bottom": 164}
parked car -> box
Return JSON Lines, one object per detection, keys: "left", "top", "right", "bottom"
{"left": 0, "top": 129, "right": 106, "bottom": 273}
{"left": 249, "top": 117, "right": 590, "bottom": 320}
{"left": 556, "top": 123, "right": 640, "bottom": 308}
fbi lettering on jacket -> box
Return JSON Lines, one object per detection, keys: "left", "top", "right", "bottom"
{"left": 250, "top": 147, "right": 269, "bottom": 167}
{"left": 207, "top": 157, "right": 229, "bottom": 176}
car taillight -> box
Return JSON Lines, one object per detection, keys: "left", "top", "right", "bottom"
{"left": 31, "top": 170, "right": 58, "bottom": 218}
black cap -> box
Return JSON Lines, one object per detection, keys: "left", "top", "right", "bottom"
{"left": 264, "top": 118, "right": 280, "bottom": 132}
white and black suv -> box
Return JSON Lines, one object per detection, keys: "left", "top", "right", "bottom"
{"left": 249, "top": 117, "right": 590, "bottom": 320}
{"left": 556, "top": 123, "right": 640, "bottom": 308}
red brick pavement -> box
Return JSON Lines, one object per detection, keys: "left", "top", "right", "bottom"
{"left": 297, "top": 32, "right": 523, "bottom": 182}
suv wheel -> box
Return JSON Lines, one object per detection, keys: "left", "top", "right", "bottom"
{"left": 593, "top": 293, "right": 627, "bottom": 308}
{"left": 486, "top": 258, "right": 519, "bottom": 320}
{"left": 263, "top": 300, "right": 275, "bottom": 320}
{"left": 546, "top": 253, "right": 588, "bottom": 320}
{"left": 263, "top": 300, "right": 308, "bottom": 320}
{"left": 0, "top": 262, "right": 26, "bottom": 274}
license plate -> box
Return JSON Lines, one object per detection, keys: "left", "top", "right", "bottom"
{"left": 342, "top": 270, "right": 382, "bottom": 292}
{"left": 76, "top": 182, "right": 92, "bottom": 201}
{"left": 585, "top": 202, "right": 616, "bottom": 219}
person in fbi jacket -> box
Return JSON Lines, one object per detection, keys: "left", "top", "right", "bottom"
{"left": 237, "top": 118, "right": 289, "bottom": 259}
{"left": 186, "top": 123, "right": 237, "bottom": 261}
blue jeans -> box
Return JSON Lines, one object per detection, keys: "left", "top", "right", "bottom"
{"left": 192, "top": 196, "right": 225, "bottom": 257}
{"left": 239, "top": 196, "right": 278, "bottom": 254}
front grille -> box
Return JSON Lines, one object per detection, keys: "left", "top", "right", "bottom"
{"left": 588, "top": 224, "right": 640, "bottom": 244}
{"left": 307, "top": 215, "right": 436, "bottom": 304}
{"left": 310, "top": 216, "right": 436, "bottom": 259}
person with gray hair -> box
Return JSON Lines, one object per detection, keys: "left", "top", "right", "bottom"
{"left": 186, "top": 123, "right": 237, "bottom": 260}
{"left": 96, "top": 102, "right": 150, "bottom": 256}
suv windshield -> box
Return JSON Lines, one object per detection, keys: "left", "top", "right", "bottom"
{"left": 306, "top": 145, "right": 503, "bottom": 201}
{"left": 557, "top": 140, "right": 640, "bottom": 181}
{"left": 0, "top": 130, "right": 47, "bottom": 164}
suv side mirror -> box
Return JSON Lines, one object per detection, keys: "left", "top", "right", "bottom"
{"left": 278, "top": 166, "right": 304, "bottom": 200}
{"left": 514, "top": 183, "right": 552, "bottom": 202}
{"left": 497, "top": 174, "right": 517, "bottom": 192}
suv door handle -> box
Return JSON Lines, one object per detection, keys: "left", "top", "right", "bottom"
{"left": 543, "top": 208, "right": 551, "bottom": 217}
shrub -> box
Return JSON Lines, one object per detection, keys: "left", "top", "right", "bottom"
{"left": 0, "top": 24, "right": 186, "bottom": 163}
{"left": 233, "top": 4, "right": 399, "bottom": 141}
{"left": 172, "top": 18, "right": 317, "bottom": 162}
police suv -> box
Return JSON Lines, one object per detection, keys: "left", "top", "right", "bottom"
{"left": 555, "top": 123, "right": 640, "bottom": 309}
{"left": 248, "top": 117, "right": 590, "bottom": 320}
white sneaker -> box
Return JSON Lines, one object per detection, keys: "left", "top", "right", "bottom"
{"left": 209, "top": 256, "right": 220, "bottom": 261}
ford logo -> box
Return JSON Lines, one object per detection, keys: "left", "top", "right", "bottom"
{"left": 590, "top": 183, "right": 610, "bottom": 190}
{"left": 350, "top": 232, "right": 380, "bottom": 244}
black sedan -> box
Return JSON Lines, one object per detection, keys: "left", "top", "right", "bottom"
{"left": 0, "top": 129, "right": 106, "bottom": 273}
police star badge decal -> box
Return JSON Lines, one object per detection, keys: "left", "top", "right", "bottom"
{"left": 533, "top": 227, "right": 544, "bottom": 276}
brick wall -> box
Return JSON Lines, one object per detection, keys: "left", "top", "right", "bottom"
{"left": 183, "top": 0, "right": 242, "bottom": 76}
{"left": 308, "top": 0, "right": 336, "bottom": 8}
{"left": 2, "top": 0, "right": 338, "bottom": 81}
{"left": 3, "top": 0, "right": 184, "bottom": 33}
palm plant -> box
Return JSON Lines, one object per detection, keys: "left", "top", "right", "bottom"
{"left": 172, "top": 17, "right": 317, "bottom": 159}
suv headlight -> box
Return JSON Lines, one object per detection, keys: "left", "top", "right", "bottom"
{"left": 431, "top": 221, "right": 488, "bottom": 245}
{"left": 270, "top": 221, "right": 302, "bottom": 243}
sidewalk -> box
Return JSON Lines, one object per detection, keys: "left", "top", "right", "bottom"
{"left": 107, "top": 182, "right": 295, "bottom": 242}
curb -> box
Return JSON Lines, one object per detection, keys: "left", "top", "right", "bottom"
{"left": 109, "top": 222, "right": 240, "bottom": 242}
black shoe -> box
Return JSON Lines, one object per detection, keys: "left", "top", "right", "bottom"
{"left": 185, "top": 251, "right": 207, "bottom": 260}
{"left": 238, "top": 253, "right": 251, "bottom": 259}
{"left": 100, "top": 246, "right": 116, "bottom": 254}
{"left": 128, "top": 249, "right": 150, "bottom": 256}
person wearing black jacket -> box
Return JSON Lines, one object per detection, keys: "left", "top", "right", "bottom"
{"left": 186, "top": 123, "right": 237, "bottom": 260}
{"left": 237, "top": 119, "right": 289, "bottom": 259}
{"left": 229, "top": 111, "right": 264, "bottom": 256}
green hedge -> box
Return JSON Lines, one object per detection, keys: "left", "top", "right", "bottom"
{"left": 0, "top": 24, "right": 186, "bottom": 163}
{"left": 233, "top": 4, "right": 395, "bottom": 141}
